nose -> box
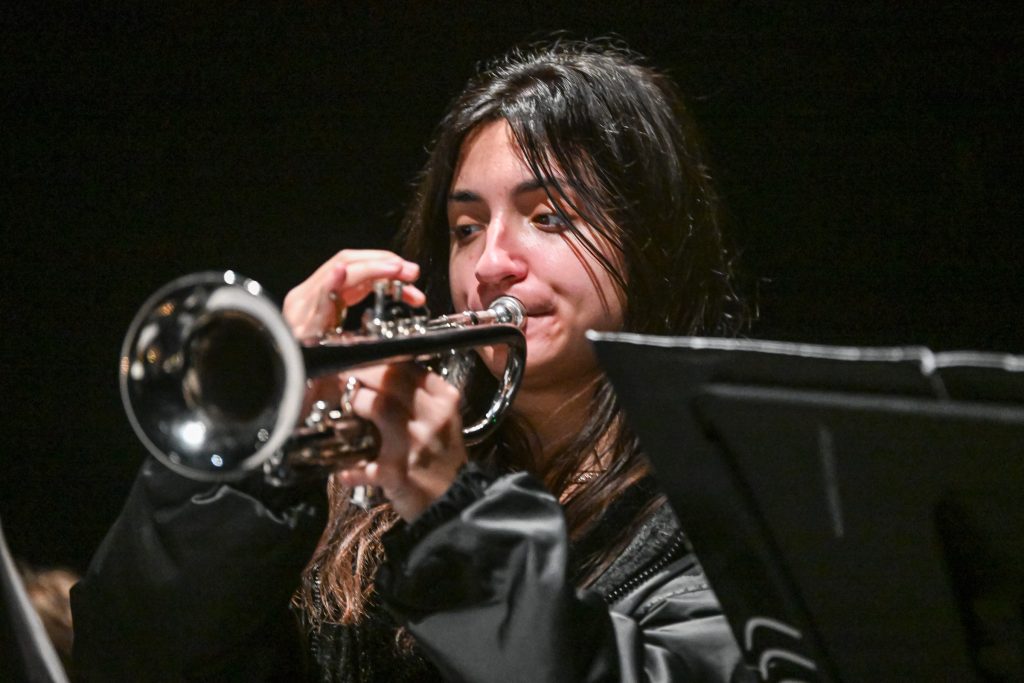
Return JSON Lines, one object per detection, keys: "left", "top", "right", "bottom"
{"left": 474, "top": 217, "right": 528, "bottom": 286}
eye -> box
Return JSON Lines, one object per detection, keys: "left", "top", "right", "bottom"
{"left": 450, "top": 223, "right": 482, "bottom": 243}
{"left": 533, "top": 211, "right": 574, "bottom": 232}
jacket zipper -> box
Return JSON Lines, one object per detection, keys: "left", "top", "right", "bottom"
{"left": 603, "top": 531, "right": 688, "bottom": 604}
{"left": 310, "top": 565, "right": 323, "bottom": 668}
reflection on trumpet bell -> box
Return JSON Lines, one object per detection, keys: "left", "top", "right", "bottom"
{"left": 119, "top": 271, "right": 526, "bottom": 486}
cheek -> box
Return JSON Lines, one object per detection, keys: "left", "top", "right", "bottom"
{"left": 597, "top": 271, "right": 626, "bottom": 329}
{"left": 581, "top": 246, "right": 626, "bottom": 329}
{"left": 560, "top": 259, "right": 625, "bottom": 330}
{"left": 447, "top": 257, "right": 471, "bottom": 308}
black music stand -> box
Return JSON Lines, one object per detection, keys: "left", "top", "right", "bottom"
{"left": 590, "top": 332, "right": 1024, "bottom": 683}
{"left": 0, "top": 517, "right": 69, "bottom": 683}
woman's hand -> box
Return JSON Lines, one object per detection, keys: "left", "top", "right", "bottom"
{"left": 282, "top": 249, "right": 426, "bottom": 338}
{"left": 282, "top": 250, "right": 464, "bottom": 521}
{"left": 340, "top": 363, "right": 468, "bottom": 522}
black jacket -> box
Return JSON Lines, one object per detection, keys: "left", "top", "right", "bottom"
{"left": 72, "top": 459, "right": 753, "bottom": 681}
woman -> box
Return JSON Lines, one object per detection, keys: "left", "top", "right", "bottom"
{"left": 72, "top": 42, "right": 751, "bottom": 681}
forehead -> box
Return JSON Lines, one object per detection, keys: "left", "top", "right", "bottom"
{"left": 450, "top": 120, "right": 585, "bottom": 203}
{"left": 451, "top": 120, "right": 526, "bottom": 183}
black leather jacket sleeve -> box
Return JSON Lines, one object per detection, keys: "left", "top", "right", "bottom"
{"left": 70, "top": 459, "right": 327, "bottom": 681}
{"left": 376, "top": 467, "right": 752, "bottom": 683}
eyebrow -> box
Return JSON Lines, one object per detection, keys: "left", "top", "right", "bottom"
{"left": 448, "top": 178, "right": 564, "bottom": 204}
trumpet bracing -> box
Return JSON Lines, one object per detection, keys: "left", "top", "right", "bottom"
{"left": 119, "top": 271, "right": 526, "bottom": 485}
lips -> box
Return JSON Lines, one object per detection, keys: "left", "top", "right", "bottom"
{"left": 520, "top": 309, "right": 554, "bottom": 340}
{"left": 513, "top": 305, "right": 552, "bottom": 324}
{"left": 478, "top": 293, "right": 550, "bottom": 319}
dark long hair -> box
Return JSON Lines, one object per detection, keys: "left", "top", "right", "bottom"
{"left": 299, "top": 40, "right": 746, "bottom": 629}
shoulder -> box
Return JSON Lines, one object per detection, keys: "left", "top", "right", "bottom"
{"left": 593, "top": 502, "right": 718, "bottom": 622}
{"left": 589, "top": 502, "right": 752, "bottom": 680}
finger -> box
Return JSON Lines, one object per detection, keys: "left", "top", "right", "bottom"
{"left": 300, "top": 260, "right": 395, "bottom": 317}
{"left": 351, "top": 384, "right": 442, "bottom": 492}
{"left": 321, "top": 250, "right": 415, "bottom": 282}
{"left": 409, "top": 374, "right": 462, "bottom": 427}
{"left": 320, "top": 261, "right": 425, "bottom": 307}
{"left": 348, "top": 382, "right": 413, "bottom": 452}
{"left": 329, "top": 248, "right": 412, "bottom": 265}
{"left": 350, "top": 388, "right": 409, "bottom": 430}
{"left": 400, "top": 284, "right": 427, "bottom": 308}
{"left": 341, "top": 443, "right": 399, "bottom": 493}
{"left": 290, "top": 250, "right": 419, "bottom": 311}
{"left": 308, "top": 249, "right": 407, "bottom": 282}
{"left": 283, "top": 261, "right": 347, "bottom": 336}
{"left": 300, "top": 272, "right": 426, "bottom": 340}
{"left": 350, "top": 369, "right": 462, "bottom": 444}
{"left": 337, "top": 251, "right": 421, "bottom": 293}
{"left": 332, "top": 260, "right": 403, "bottom": 305}
{"left": 333, "top": 278, "right": 426, "bottom": 309}
{"left": 353, "top": 460, "right": 407, "bottom": 499}
{"left": 348, "top": 363, "right": 427, "bottom": 412}
{"left": 343, "top": 367, "right": 461, "bottom": 453}
{"left": 315, "top": 263, "right": 348, "bottom": 329}
{"left": 419, "top": 367, "right": 461, "bottom": 396}
{"left": 406, "top": 419, "right": 457, "bottom": 468}
{"left": 337, "top": 465, "right": 371, "bottom": 489}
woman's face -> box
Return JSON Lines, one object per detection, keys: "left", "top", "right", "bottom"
{"left": 447, "top": 120, "right": 625, "bottom": 391}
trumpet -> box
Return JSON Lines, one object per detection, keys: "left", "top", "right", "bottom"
{"left": 119, "top": 271, "right": 526, "bottom": 487}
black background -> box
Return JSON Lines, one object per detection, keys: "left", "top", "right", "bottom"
{"left": 3, "top": 3, "right": 1022, "bottom": 571}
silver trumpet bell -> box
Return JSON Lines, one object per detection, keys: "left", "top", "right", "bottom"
{"left": 119, "top": 271, "right": 526, "bottom": 486}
